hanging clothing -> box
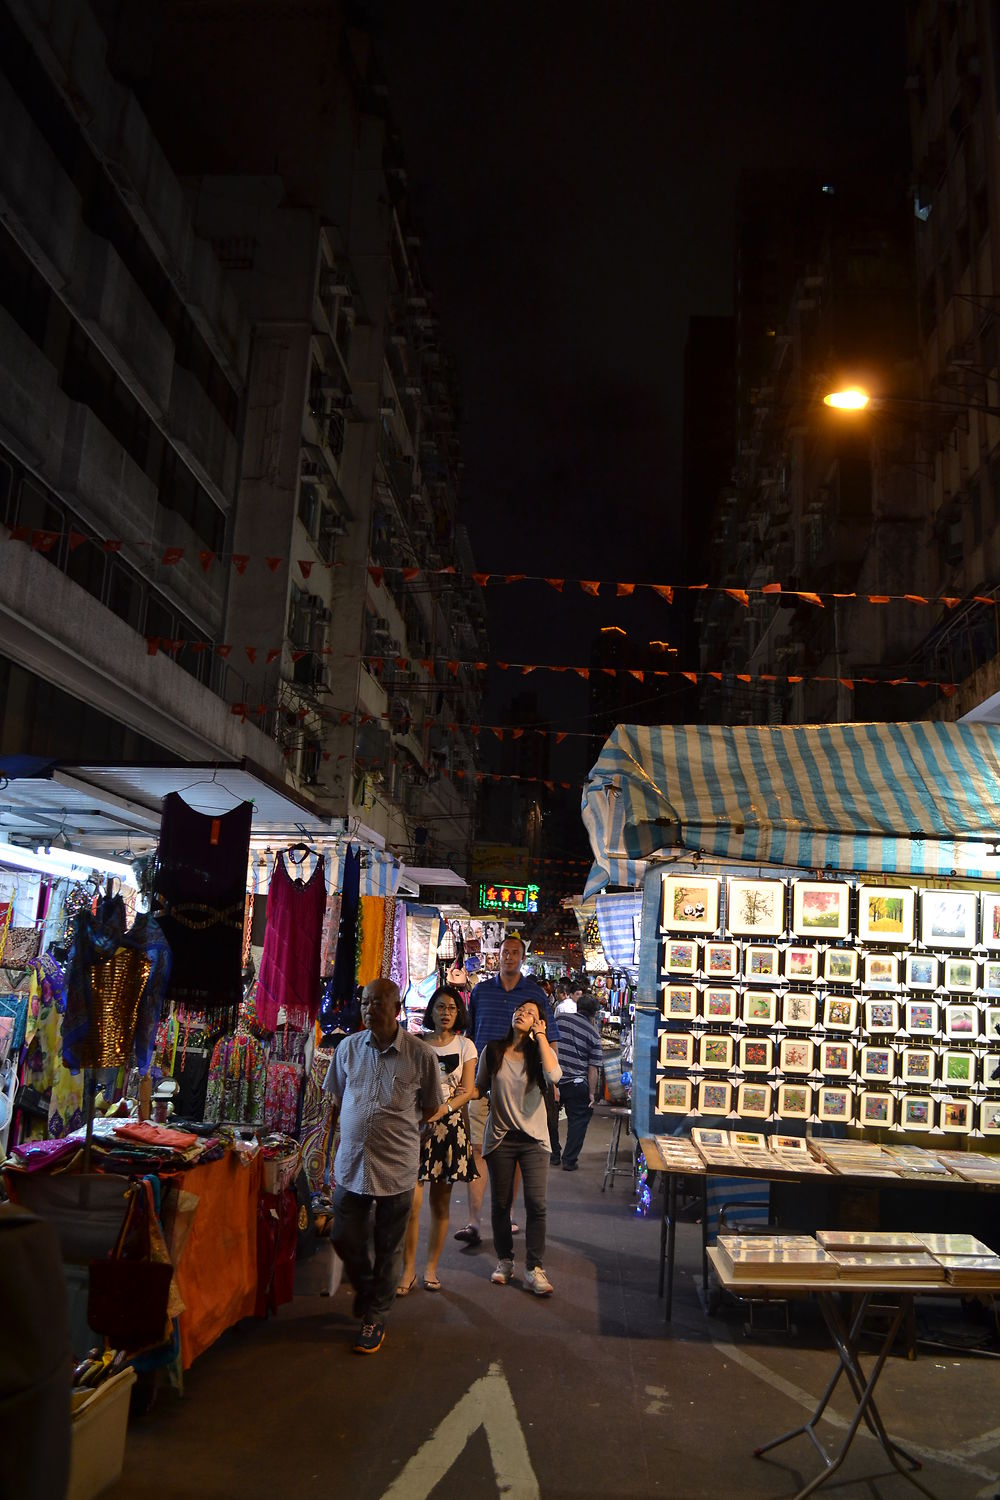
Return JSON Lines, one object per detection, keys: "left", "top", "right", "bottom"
{"left": 321, "top": 892, "right": 342, "bottom": 977}
{"left": 255, "top": 854, "right": 326, "bottom": 1031}
{"left": 356, "top": 896, "right": 387, "bottom": 986}
{"left": 299, "top": 1044, "right": 336, "bottom": 1192}
{"left": 204, "top": 1033, "right": 267, "bottom": 1125}
{"left": 21, "top": 956, "right": 83, "bottom": 1139}
{"left": 63, "top": 899, "right": 172, "bottom": 1076}
{"left": 153, "top": 792, "right": 253, "bottom": 1031}
{"left": 264, "top": 1061, "right": 303, "bottom": 1135}
{"left": 390, "top": 900, "right": 407, "bottom": 995}
{"left": 329, "top": 845, "right": 361, "bottom": 1004}
{"left": 379, "top": 896, "right": 396, "bottom": 979}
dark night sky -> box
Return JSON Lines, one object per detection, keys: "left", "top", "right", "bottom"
{"left": 364, "top": 2, "right": 912, "bottom": 785}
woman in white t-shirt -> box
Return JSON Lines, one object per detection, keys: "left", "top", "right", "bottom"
{"left": 397, "top": 985, "right": 478, "bottom": 1293}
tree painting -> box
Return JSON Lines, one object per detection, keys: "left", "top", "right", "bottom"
{"left": 866, "top": 894, "right": 904, "bottom": 933}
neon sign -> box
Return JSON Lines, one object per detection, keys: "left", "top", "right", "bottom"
{"left": 479, "top": 881, "right": 539, "bottom": 914}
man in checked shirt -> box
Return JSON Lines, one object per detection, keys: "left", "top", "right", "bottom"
{"left": 324, "top": 979, "right": 442, "bottom": 1354}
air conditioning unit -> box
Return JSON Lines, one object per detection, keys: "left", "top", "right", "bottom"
{"left": 372, "top": 617, "right": 392, "bottom": 641}
{"left": 321, "top": 270, "right": 351, "bottom": 299}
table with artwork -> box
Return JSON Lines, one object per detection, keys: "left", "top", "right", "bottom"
{"left": 639, "top": 1131, "right": 1000, "bottom": 1321}
{"left": 707, "top": 1229, "right": 1000, "bottom": 1500}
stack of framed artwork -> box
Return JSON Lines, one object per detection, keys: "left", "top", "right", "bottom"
{"left": 656, "top": 872, "right": 1000, "bottom": 1137}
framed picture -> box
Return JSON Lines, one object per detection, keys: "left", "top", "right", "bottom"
{"left": 782, "top": 991, "right": 817, "bottom": 1029}
{"left": 980, "top": 891, "right": 1000, "bottom": 950}
{"left": 982, "top": 961, "right": 1000, "bottom": 997}
{"left": 742, "top": 990, "right": 778, "bottom": 1027}
{"left": 704, "top": 941, "right": 739, "bottom": 978}
{"left": 940, "top": 1097, "right": 973, "bottom": 1133}
{"left": 744, "top": 945, "right": 780, "bottom": 982}
{"left": 785, "top": 946, "right": 819, "bottom": 983}
{"left": 820, "top": 1039, "right": 854, "bottom": 1076}
{"left": 824, "top": 948, "right": 859, "bottom": 984}
{"left": 863, "top": 953, "right": 898, "bottom": 990}
{"left": 823, "top": 995, "right": 858, "bottom": 1032}
{"left": 980, "top": 1099, "right": 1000, "bottom": 1135}
{"left": 860, "top": 1045, "right": 895, "bottom": 1083}
{"left": 920, "top": 889, "right": 978, "bottom": 950}
{"left": 860, "top": 1091, "right": 894, "bottom": 1128}
{"left": 904, "top": 954, "right": 939, "bottom": 991}
{"left": 737, "top": 1081, "right": 772, "bottom": 1118}
{"left": 699, "top": 1033, "right": 734, "bottom": 1071}
{"left": 697, "top": 1079, "right": 733, "bottom": 1115}
{"left": 984, "top": 1053, "right": 1000, "bottom": 1087}
{"left": 944, "top": 957, "right": 977, "bottom": 993}
{"left": 779, "top": 1037, "right": 814, "bottom": 1075}
{"left": 945, "top": 1004, "right": 978, "bottom": 1040}
{"left": 662, "top": 985, "right": 699, "bottom": 1021}
{"left": 657, "top": 1077, "right": 693, "bottom": 1115}
{"left": 777, "top": 1083, "right": 811, "bottom": 1119}
{"left": 663, "top": 939, "right": 699, "bottom": 975}
{"left": 791, "top": 879, "right": 851, "bottom": 939}
{"left": 658, "top": 1032, "right": 695, "bottom": 1069}
{"left": 661, "top": 875, "right": 720, "bottom": 934}
{"left": 738, "top": 1037, "right": 774, "bottom": 1073}
{"left": 901, "top": 1095, "right": 934, "bottom": 1132}
{"left": 726, "top": 877, "right": 786, "bottom": 938}
{"left": 901, "top": 1047, "right": 936, "bottom": 1084}
{"left": 702, "top": 986, "right": 738, "bottom": 1024}
{"left": 857, "top": 885, "right": 915, "bottom": 945}
{"left": 942, "top": 1050, "right": 976, "bottom": 1087}
{"left": 864, "top": 999, "right": 900, "bottom": 1033}
{"left": 985, "top": 1005, "right": 1000, "bottom": 1041}
{"left": 818, "top": 1086, "right": 853, "bottom": 1124}
{"left": 905, "top": 1000, "right": 938, "bottom": 1036}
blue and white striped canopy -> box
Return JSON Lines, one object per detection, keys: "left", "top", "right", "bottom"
{"left": 582, "top": 722, "right": 1000, "bottom": 896}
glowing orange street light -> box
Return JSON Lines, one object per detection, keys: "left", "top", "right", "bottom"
{"left": 823, "top": 387, "right": 870, "bottom": 411}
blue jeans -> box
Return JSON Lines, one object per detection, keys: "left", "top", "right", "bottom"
{"left": 331, "top": 1184, "right": 413, "bottom": 1320}
{"left": 559, "top": 1081, "right": 594, "bottom": 1168}
{"left": 485, "top": 1135, "right": 549, "bottom": 1271}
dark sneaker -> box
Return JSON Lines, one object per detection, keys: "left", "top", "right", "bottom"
{"left": 490, "top": 1258, "right": 514, "bottom": 1285}
{"left": 550, "top": 1153, "right": 562, "bottom": 1165}
{"left": 353, "top": 1321, "right": 385, "bottom": 1355}
{"left": 454, "top": 1224, "right": 482, "bottom": 1245}
{"left": 562, "top": 1161, "right": 579, "bottom": 1171}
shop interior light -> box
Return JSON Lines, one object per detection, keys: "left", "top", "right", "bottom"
{"left": 0, "top": 840, "right": 137, "bottom": 886}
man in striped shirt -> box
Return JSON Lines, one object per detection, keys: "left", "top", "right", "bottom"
{"left": 554, "top": 992, "right": 604, "bottom": 1171}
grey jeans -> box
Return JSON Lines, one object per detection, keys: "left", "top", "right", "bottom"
{"left": 331, "top": 1184, "right": 413, "bottom": 1320}
{"left": 485, "top": 1135, "right": 550, "bottom": 1271}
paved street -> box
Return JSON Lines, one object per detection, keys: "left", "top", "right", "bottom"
{"left": 109, "top": 1111, "right": 1000, "bottom": 1500}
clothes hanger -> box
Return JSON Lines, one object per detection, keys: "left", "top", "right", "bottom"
{"left": 171, "top": 768, "right": 253, "bottom": 809}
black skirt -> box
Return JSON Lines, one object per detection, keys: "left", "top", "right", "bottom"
{"left": 419, "top": 1111, "right": 479, "bottom": 1184}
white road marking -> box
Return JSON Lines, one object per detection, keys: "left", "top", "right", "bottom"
{"left": 379, "top": 1360, "right": 539, "bottom": 1500}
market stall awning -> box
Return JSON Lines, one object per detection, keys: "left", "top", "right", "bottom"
{"left": 398, "top": 867, "right": 468, "bottom": 888}
{"left": 582, "top": 722, "right": 1000, "bottom": 895}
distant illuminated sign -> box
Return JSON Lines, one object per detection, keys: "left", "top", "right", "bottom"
{"left": 479, "top": 881, "right": 539, "bottom": 914}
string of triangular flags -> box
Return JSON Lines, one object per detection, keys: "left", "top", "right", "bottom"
{"left": 4, "top": 528, "right": 994, "bottom": 613}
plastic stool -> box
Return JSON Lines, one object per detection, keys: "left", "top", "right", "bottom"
{"left": 601, "top": 1106, "right": 634, "bottom": 1192}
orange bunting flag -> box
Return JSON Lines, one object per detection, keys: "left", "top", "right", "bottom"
{"left": 298, "top": 560, "right": 313, "bottom": 579}
{"left": 651, "top": 585, "right": 674, "bottom": 604}
{"left": 762, "top": 582, "right": 782, "bottom": 595}
{"left": 574, "top": 667, "right": 590, "bottom": 679}
{"left": 792, "top": 592, "right": 824, "bottom": 607}
{"left": 546, "top": 578, "right": 564, "bottom": 591}
{"left": 231, "top": 702, "right": 248, "bottom": 718}
{"left": 839, "top": 678, "right": 854, "bottom": 690}
{"left": 787, "top": 675, "right": 803, "bottom": 683}
{"left": 472, "top": 572, "right": 490, "bottom": 586}
{"left": 904, "top": 594, "right": 929, "bottom": 605}
{"left": 497, "top": 662, "right": 509, "bottom": 671}
{"left": 265, "top": 557, "right": 282, "bottom": 572}
{"left": 102, "top": 539, "right": 123, "bottom": 554}
{"left": 736, "top": 673, "right": 751, "bottom": 682}
{"left": 709, "top": 671, "right": 722, "bottom": 680}
{"left": 629, "top": 670, "right": 644, "bottom": 682}
{"left": 522, "top": 665, "right": 536, "bottom": 674}
{"left": 940, "top": 684, "right": 958, "bottom": 696}
{"left": 868, "top": 595, "right": 890, "bottom": 604}
{"left": 215, "top": 644, "right": 232, "bottom": 659}
{"left": 973, "top": 596, "right": 996, "bottom": 606}
{"left": 725, "top": 589, "right": 750, "bottom": 607}
{"left": 760, "top": 673, "right": 777, "bottom": 682}
{"left": 341, "top": 713, "right": 353, "bottom": 725}
{"left": 446, "top": 660, "right": 459, "bottom": 676}
{"left": 245, "top": 647, "right": 257, "bottom": 664}
{"left": 616, "top": 583, "right": 635, "bottom": 597}
{"left": 67, "top": 530, "right": 88, "bottom": 551}
{"left": 401, "top": 567, "right": 420, "bottom": 581}
{"left": 545, "top": 780, "right": 555, "bottom": 790}
{"left": 266, "top": 648, "right": 281, "bottom": 665}
{"left": 189, "top": 642, "right": 208, "bottom": 654}
{"left": 161, "top": 546, "right": 184, "bottom": 565}
{"left": 291, "top": 649, "right": 309, "bottom": 663}
{"left": 198, "top": 550, "right": 216, "bottom": 572}
{"left": 940, "top": 597, "right": 961, "bottom": 609}
{"left": 232, "top": 553, "right": 249, "bottom": 574}
{"left": 681, "top": 672, "right": 698, "bottom": 684}
{"left": 511, "top": 728, "right": 524, "bottom": 739}
{"left": 505, "top": 573, "right": 526, "bottom": 584}
{"left": 31, "top": 530, "right": 59, "bottom": 552}
{"left": 145, "top": 637, "right": 159, "bottom": 655}
{"left": 395, "top": 656, "right": 408, "bottom": 670}
{"left": 492, "top": 728, "right": 505, "bottom": 741}
{"left": 580, "top": 580, "right": 600, "bottom": 596}
{"left": 439, "top": 565, "right": 457, "bottom": 574}
{"left": 601, "top": 667, "right": 615, "bottom": 677}
{"left": 419, "top": 658, "right": 434, "bottom": 672}
{"left": 555, "top": 732, "right": 568, "bottom": 745}
{"left": 367, "top": 566, "right": 384, "bottom": 587}
{"left": 474, "top": 661, "right": 489, "bottom": 671}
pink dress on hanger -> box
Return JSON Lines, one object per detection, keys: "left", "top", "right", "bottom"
{"left": 255, "top": 854, "right": 327, "bottom": 1031}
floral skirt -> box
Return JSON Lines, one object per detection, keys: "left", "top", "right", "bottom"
{"left": 419, "top": 1110, "right": 479, "bottom": 1184}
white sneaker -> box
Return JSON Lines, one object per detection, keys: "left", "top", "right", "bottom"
{"left": 525, "top": 1266, "right": 554, "bottom": 1297}
{"left": 490, "top": 1259, "right": 514, "bottom": 1285}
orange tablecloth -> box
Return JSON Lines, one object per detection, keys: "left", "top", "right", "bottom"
{"left": 170, "top": 1154, "right": 262, "bottom": 1369}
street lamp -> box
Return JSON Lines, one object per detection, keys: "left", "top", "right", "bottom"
{"left": 823, "top": 385, "right": 1000, "bottom": 420}
{"left": 823, "top": 387, "right": 870, "bottom": 411}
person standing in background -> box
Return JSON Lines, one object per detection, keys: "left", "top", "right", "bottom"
{"left": 553, "top": 992, "right": 604, "bottom": 1172}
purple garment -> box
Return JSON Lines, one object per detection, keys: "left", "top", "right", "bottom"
{"left": 390, "top": 900, "right": 408, "bottom": 995}
{"left": 10, "top": 1136, "right": 79, "bottom": 1171}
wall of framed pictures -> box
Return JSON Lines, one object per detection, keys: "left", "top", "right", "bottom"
{"left": 656, "top": 871, "right": 1000, "bottom": 1138}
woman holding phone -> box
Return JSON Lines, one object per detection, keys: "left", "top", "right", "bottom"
{"left": 473, "top": 998, "right": 561, "bottom": 1296}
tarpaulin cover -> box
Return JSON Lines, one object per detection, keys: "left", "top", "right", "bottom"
{"left": 583, "top": 721, "right": 1000, "bottom": 895}
{"left": 171, "top": 1153, "right": 262, "bottom": 1368}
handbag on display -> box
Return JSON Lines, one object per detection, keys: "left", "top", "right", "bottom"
{"left": 87, "top": 1180, "right": 173, "bottom": 1347}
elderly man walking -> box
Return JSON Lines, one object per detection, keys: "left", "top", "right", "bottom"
{"left": 325, "top": 979, "right": 441, "bottom": 1354}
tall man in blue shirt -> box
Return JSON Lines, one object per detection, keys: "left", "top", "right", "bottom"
{"left": 454, "top": 932, "right": 559, "bottom": 1245}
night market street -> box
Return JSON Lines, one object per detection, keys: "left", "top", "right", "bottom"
{"left": 107, "top": 1110, "right": 1000, "bottom": 1500}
